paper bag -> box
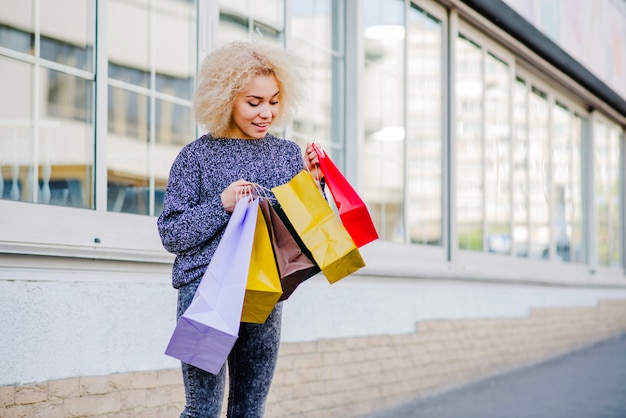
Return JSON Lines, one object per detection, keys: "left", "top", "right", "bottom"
{"left": 312, "top": 143, "right": 378, "bottom": 247}
{"left": 241, "top": 204, "right": 283, "bottom": 323}
{"left": 259, "top": 199, "right": 317, "bottom": 301}
{"left": 272, "top": 170, "right": 365, "bottom": 284}
{"left": 164, "top": 197, "right": 258, "bottom": 374}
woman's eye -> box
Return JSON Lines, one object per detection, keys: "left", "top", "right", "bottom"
{"left": 248, "top": 102, "right": 260, "bottom": 107}
{"left": 270, "top": 101, "right": 279, "bottom": 105}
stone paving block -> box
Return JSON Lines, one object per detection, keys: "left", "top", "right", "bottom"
{"left": 14, "top": 383, "right": 48, "bottom": 405}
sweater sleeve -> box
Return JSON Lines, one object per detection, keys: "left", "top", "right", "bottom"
{"left": 157, "top": 146, "right": 230, "bottom": 256}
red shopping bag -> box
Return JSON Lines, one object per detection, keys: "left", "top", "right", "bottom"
{"left": 311, "top": 143, "right": 378, "bottom": 247}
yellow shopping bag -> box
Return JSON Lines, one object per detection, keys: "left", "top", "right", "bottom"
{"left": 272, "top": 170, "right": 365, "bottom": 284}
{"left": 241, "top": 204, "right": 283, "bottom": 324}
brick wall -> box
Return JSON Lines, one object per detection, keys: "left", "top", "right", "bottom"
{"left": 3, "top": 299, "right": 626, "bottom": 418}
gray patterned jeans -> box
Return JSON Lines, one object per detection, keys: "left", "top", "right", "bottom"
{"left": 176, "top": 279, "right": 283, "bottom": 418}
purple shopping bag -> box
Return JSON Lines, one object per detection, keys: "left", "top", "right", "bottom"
{"left": 165, "top": 197, "right": 258, "bottom": 374}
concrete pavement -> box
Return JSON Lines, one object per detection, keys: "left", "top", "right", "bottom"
{"left": 366, "top": 333, "right": 626, "bottom": 418}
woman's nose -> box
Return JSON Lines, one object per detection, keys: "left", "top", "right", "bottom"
{"left": 259, "top": 104, "right": 272, "bottom": 118}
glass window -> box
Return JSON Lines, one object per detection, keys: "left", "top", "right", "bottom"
{"left": 512, "top": 78, "right": 529, "bottom": 257}
{"left": 217, "top": 1, "right": 284, "bottom": 46}
{"left": 484, "top": 53, "right": 511, "bottom": 254}
{"left": 362, "top": 0, "right": 405, "bottom": 243}
{"left": 0, "top": 3, "right": 95, "bottom": 209}
{"left": 40, "top": 0, "right": 94, "bottom": 72}
{"left": 0, "top": 0, "right": 35, "bottom": 54}
{"left": 456, "top": 30, "right": 586, "bottom": 263}
{"left": 552, "top": 104, "right": 583, "bottom": 263}
{"left": 527, "top": 87, "right": 551, "bottom": 259}
{"left": 593, "top": 118, "right": 622, "bottom": 267}
{"left": 108, "top": 0, "right": 196, "bottom": 216}
{"left": 456, "top": 35, "right": 483, "bottom": 251}
{"left": 291, "top": 0, "right": 344, "bottom": 158}
{"left": 406, "top": 4, "right": 444, "bottom": 246}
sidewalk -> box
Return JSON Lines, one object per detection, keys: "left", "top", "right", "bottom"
{"left": 366, "top": 334, "right": 626, "bottom": 418}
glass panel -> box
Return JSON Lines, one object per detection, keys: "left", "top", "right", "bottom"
{"left": 154, "top": 0, "right": 195, "bottom": 99}
{"left": 552, "top": 104, "right": 582, "bottom": 263}
{"left": 0, "top": 57, "right": 34, "bottom": 202}
{"left": 108, "top": 0, "right": 196, "bottom": 216}
{"left": 456, "top": 35, "right": 483, "bottom": 251}
{"left": 484, "top": 53, "right": 511, "bottom": 254}
{"left": 406, "top": 5, "right": 443, "bottom": 246}
{"left": 109, "top": 0, "right": 150, "bottom": 85}
{"left": 40, "top": 68, "right": 94, "bottom": 208}
{"left": 568, "top": 114, "right": 583, "bottom": 263}
{"left": 0, "top": 58, "right": 93, "bottom": 208}
{"left": 291, "top": 0, "right": 337, "bottom": 151}
{"left": 220, "top": 0, "right": 284, "bottom": 31}
{"left": 217, "top": 12, "right": 250, "bottom": 45}
{"left": 107, "top": 87, "right": 150, "bottom": 214}
{"left": 362, "top": 0, "right": 405, "bottom": 243}
{"left": 527, "top": 88, "right": 550, "bottom": 259}
{"left": 594, "top": 119, "right": 621, "bottom": 267}
{"left": 155, "top": 99, "right": 194, "bottom": 146}
{"left": 250, "top": 0, "right": 284, "bottom": 30}
{"left": 40, "top": 0, "right": 94, "bottom": 71}
{"left": 0, "top": 0, "right": 34, "bottom": 54}
{"left": 154, "top": 97, "right": 194, "bottom": 214}
{"left": 512, "top": 79, "right": 529, "bottom": 257}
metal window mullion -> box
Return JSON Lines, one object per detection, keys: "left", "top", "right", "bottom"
{"left": 547, "top": 94, "right": 555, "bottom": 262}
{"left": 585, "top": 113, "right": 597, "bottom": 270}
{"left": 447, "top": 7, "right": 458, "bottom": 262}
{"left": 525, "top": 82, "right": 531, "bottom": 259}
{"left": 480, "top": 47, "right": 487, "bottom": 252}
{"left": 508, "top": 63, "right": 515, "bottom": 257}
{"left": 618, "top": 129, "right": 626, "bottom": 275}
{"left": 402, "top": 0, "right": 409, "bottom": 244}
{"left": 95, "top": 0, "right": 108, "bottom": 211}
{"left": 344, "top": 0, "right": 362, "bottom": 188}
{"left": 148, "top": 0, "right": 157, "bottom": 216}
{"left": 331, "top": 1, "right": 346, "bottom": 165}
{"left": 31, "top": 0, "right": 41, "bottom": 204}
{"left": 440, "top": 5, "right": 451, "bottom": 253}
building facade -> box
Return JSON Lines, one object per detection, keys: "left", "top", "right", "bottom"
{"left": 1, "top": 0, "right": 626, "bottom": 416}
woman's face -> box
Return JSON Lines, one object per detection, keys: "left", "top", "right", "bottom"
{"left": 229, "top": 74, "right": 280, "bottom": 139}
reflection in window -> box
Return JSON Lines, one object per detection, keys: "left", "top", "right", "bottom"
{"left": 406, "top": 4, "right": 443, "bottom": 246}
{"left": 512, "top": 78, "right": 529, "bottom": 257}
{"left": 40, "top": 0, "right": 94, "bottom": 71}
{"left": 527, "top": 87, "right": 550, "bottom": 259}
{"left": 0, "top": 25, "right": 32, "bottom": 54}
{"left": 456, "top": 35, "right": 483, "bottom": 251}
{"left": 291, "top": 0, "right": 344, "bottom": 160}
{"left": 362, "top": 0, "right": 405, "bottom": 243}
{"left": 217, "top": 6, "right": 283, "bottom": 47}
{"left": 484, "top": 53, "right": 511, "bottom": 255}
{"left": 0, "top": 6, "right": 95, "bottom": 209}
{"left": 594, "top": 119, "right": 621, "bottom": 267}
{"left": 552, "top": 104, "right": 582, "bottom": 263}
{"left": 108, "top": 0, "right": 196, "bottom": 216}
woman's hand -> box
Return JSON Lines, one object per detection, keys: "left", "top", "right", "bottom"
{"left": 304, "top": 142, "right": 320, "bottom": 171}
{"left": 221, "top": 179, "right": 253, "bottom": 213}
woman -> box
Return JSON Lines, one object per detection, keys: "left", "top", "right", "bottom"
{"left": 157, "top": 41, "right": 321, "bottom": 417}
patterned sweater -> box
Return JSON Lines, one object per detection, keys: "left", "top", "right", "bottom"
{"left": 157, "top": 133, "right": 304, "bottom": 289}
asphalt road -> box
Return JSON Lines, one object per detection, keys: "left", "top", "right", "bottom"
{"left": 366, "top": 334, "right": 626, "bottom": 418}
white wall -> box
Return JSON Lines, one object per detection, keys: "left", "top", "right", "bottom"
{"left": 3, "top": 254, "right": 626, "bottom": 386}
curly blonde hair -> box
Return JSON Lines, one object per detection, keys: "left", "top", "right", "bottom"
{"left": 193, "top": 41, "right": 307, "bottom": 137}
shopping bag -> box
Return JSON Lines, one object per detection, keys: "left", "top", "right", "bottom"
{"left": 259, "top": 199, "right": 317, "bottom": 301}
{"left": 164, "top": 197, "right": 258, "bottom": 374}
{"left": 241, "top": 204, "right": 283, "bottom": 324}
{"left": 312, "top": 143, "right": 378, "bottom": 247}
{"left": 272, "top": 170, "right": 365, "bottom": 284}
